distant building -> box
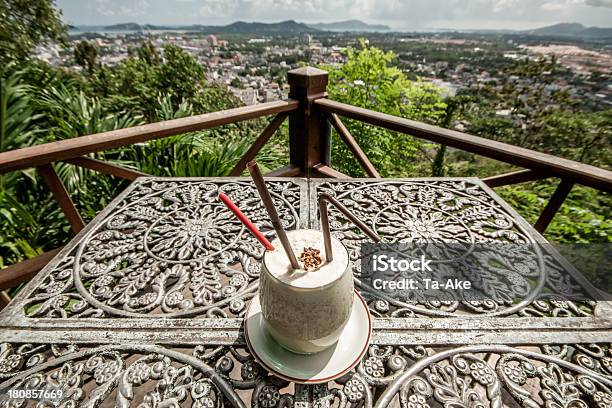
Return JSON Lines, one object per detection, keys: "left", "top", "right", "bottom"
{"left": 300, "top": 33, "right": 312, "bottom": 45}
{"left": 495, "top": 109, "right": 512, "bottom": 118}
{"left": 239, "top": 88, "right": 259, "bottom": 105}
{"left": 207, "top": 35, "right": 218, "bottom": 47}
{"left": 264, "top": 90, "right": 278, "bottom": 102}
{"left": 429, "top": 79, "right": 457, "bottom": 98}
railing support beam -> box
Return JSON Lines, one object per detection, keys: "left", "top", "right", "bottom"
{"left": 328, "top": 113, "right": 380, "bottom": 178}
{"left": 265, "top": 165, "right": 301, "bottom": 177}
{"left": 287, "top": 67, "right": 331, "bottom": 175}
{"left": 483, "top": 169, "right": 548, "bottom": 187}
{"left": 312, "top": 163, "right": 351, "bottom": 179}
{"left": 38, "top": 164, "right": 86, "bottom": 234}
{"left": 63, "top": 157, "right": 149, "bottom": 181}
{"left": 229, "top": 112, "right": 288, "bottom": 176}
{"left": 0, "top": 100, "right": 299, "bottom": 174}
{"left": 0, "top": 291, "right": 11, "bottom": 310}
{"left": 534, "top": 179, "right": 575, "bottom": 234}
{"left": 0, "top": 247, "right": 63, "bottom": 291}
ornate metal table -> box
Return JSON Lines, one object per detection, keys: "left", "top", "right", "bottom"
{"left": 0, "top": 177, "right": 610, "bottom": 407}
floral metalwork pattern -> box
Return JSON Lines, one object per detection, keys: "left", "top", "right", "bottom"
{"left": 1, "top": 178, "right": 602, "bottom": 329}
{"left": 311, "top": 180, "right": 597, "bottom": 318}
{"left": 376, "top": 343, "right": 612, "bottom": 408}
{"left": 0, "top": 343, "right": 244, "bottom": 408}
{"left": 20, "top": 179, "right": 305, "bottom": 319}
{"left": 0, "top": 179, "right": 608, "bottom": 407}
{"left": 1, "top": 342, "right": 610, "bottom": 408}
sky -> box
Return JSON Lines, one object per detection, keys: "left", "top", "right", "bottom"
{"left": 56, "top": 0, "right": 612, "bottom": 30}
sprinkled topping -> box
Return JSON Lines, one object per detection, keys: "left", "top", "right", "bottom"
{"left": 299, "top": 247, "right": 322, "bottom": 271}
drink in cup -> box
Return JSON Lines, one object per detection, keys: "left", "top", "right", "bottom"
{"left": 259, "top": 229, "right": 353, "bottom": 354}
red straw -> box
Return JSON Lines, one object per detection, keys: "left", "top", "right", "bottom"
{"left": 218, "top": 192, "right": 275, "bottom": 251}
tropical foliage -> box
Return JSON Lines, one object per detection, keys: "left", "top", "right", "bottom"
{"left": 325, "top": 40, "right": 447, "bottom": 177}
{"left": 0, "top": 0, "right": 67, "bottom": 63}
{"left": 0, "top": 40, "right": 285, "bottom": 269}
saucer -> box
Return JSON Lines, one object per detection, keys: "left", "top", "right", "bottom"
{"left": 244, "top": 290, "right": 371, "bottom": 384}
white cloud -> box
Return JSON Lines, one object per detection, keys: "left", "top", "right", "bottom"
{"left": 200, "top": 0, "right": 238, "bottom": 17}
{"left": 121, "top": 0, "right": 149, "bottom": 17}
{"left": 239, "top": 0, "right": 328, "bottom": 14}
{"left": 95, "top": 0, "right": 116, "bottom": 16}
{"left": 585, "top": 0, "right": 612, "bottom": 7}
{"left": 97, "top": 0, "right": 149, "bottom": 17}
{"left": 491, "top": 0, "right": 520, "bottom": 12}
{"left": 58, "top": 0, "right": 612, "bottom": 29}
{"left": 541, "top": 2, "right": 566, "bottom": 10}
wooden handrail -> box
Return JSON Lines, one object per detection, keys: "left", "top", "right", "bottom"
{"left": 314, "top": 98, "right": 612, "bottom": 193}
{"left": 0, "top": 99, "right": 299, "bottom": 174}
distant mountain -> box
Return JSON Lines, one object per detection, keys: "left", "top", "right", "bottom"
{"left": 307, "top": 20, "right": 390, "bottom": 31}
{"left": 97, "top": 20, "right": 318, "bottom": 35}
{"left": 581, "top": 26, "right": 612, "bottom": 38}
{"left": 526, "top": 23, "right": 612, "bottom": 39}
{"left": 529, "top": 23, "right": 587, "bottom": 36}
{"left": 220, "top": 20, "right": 318, "bottom": 34}
{"left": 103, "top": 22, "right": 143, "bottom": 31}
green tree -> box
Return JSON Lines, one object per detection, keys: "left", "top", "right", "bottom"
{"left": 74, "top": 40, "right": 98, "bottom": 74}
{"left": 35, "top": 86, "right": 143, "bottom": 217}
{"left": 0, "top": 68, "right": 61, "bottom": 267}
{"left": 325, "top": 40, "right": 446, "bottom": 177}
{"left": 90, "top": 44, "right": 220, "bottom": 121}
{"left": 0, "top": 68, "right": 42, "bottom": 155}
{"left": 442, "top": 57, "right": 611, "bottom": 243}
{"left": 431, "top": 94, "right": 474, "bottom": 177}
{"left": 156, "top": 45, "right": 206, "bottom": 107}
{"left": 137, "top": 40, "right": 160, "bottom": 65}
{"left": 37, "top": 86, "right": 141, "bottom": 142}
{"left": 498, "top": 183, "right": 611, "bottom": 243}
{"left": 539, "top": 110, "right": 612, "bottom": 168}
{"left": 0, "top": 0, "right": 66, "bottom": 63}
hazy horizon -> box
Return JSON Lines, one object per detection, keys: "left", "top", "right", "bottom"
{"left": 68, "top": 19, "right": 612, "bottom": 32}
{"left": 57, "top": 0, "right": 612, "bottom": 31}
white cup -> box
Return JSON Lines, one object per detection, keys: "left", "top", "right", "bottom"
{"left": 258, "top": 229, "right": 354, "bottom": 354}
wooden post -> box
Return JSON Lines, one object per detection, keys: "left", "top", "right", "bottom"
{"left": 287, "top": 67, "right": 331, "bottom": 175}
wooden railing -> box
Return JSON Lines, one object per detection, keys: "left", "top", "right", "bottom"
{"left": 0, "top": 98, "right": 300, "bottom": 295}
{"left": 0, "top": 66, "right": 611, "bottom": 298}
